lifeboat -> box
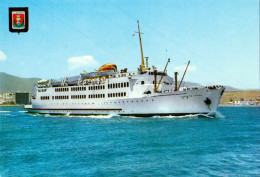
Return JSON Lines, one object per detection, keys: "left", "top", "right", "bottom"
{"left": 98, "top": 63, "right": 117, "bottom": 72}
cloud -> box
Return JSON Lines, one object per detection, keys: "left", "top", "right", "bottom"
{"left": 67, "top": 55, "right": 99, "bottom": 71}
{"left": 174, "top": 65, "right": 197, "bottom": 72}
{"left": 0, "top": 51, "right": 7, "bottom": 61}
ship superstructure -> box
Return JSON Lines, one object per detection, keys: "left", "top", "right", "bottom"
{"left": 25, "top": 21, "right": 225, "bottom": 116}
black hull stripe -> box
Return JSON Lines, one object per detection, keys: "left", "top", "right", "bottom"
{"left": 26, "top": 111, "right": 212, "bottom": 117}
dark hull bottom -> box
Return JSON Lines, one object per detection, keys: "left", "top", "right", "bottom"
{"left": 26, "top": 111, "right": 214, "bottom": 117}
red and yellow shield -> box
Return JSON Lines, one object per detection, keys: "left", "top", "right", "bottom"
{"left": 12, "top": 11, "right": 25, "bottom": 29}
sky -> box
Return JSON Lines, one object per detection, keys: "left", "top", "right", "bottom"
{"left": 0, "top": 0, "right": 259, "bottom": 90}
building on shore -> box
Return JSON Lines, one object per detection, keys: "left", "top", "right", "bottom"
{"left": 229, "top": 100, "right": 259, "bottom": 106}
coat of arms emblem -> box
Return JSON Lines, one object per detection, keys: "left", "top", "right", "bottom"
{"left": 12, "top": 11, "right": 25, "bottom": 29}
{"left": 9, "top": 7, "right": 29, "bottom": 33}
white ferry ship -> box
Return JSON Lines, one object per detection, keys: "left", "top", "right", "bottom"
{"left": 25, "top": 21, "right": 225, "bottom": 116}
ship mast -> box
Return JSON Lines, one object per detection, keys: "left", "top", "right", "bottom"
{"left": 136, "top": 20, "right": 145, "bottom": 71}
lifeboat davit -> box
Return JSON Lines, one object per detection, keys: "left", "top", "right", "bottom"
{"left": 98, "top": 63, "right": 117, "bottom": 72}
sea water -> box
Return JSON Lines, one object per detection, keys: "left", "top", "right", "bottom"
{"left": 0, "top": 106, "right": 259, "bottom": 176}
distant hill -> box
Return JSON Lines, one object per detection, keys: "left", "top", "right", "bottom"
{"left": 0, "top": 72, "right": 41, "bottom": 93}
{"left": 224, "top": 86, "right": 241, "bottom": 92}
{"left": 220, "top": 90, "right": 260, "bottom": 105}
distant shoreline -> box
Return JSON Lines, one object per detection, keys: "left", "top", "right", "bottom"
{"left": 0, "top": 104, "right": 24, "bottom": 107}
{"left": 219, "top": 105, "right": 260, "bottom": 107}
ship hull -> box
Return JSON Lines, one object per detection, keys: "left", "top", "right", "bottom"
{"left": 25, "top": 87, "right": 224, "bottom": 117}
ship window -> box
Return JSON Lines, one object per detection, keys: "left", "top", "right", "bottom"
{"left": 98, "top": 94, "right": 100, "bottom": 98}
{"left": 124, "top": 82, "right": 126, "bottom": 87}
{"left": 113, "top": 93, "right": 115, "bottom": 97}
{"left": 124, "top": 92, "right": 126, "bottom": 96}
{"left": 141, "top": 81, "right": 144, "bottom": 85}
{"left": 121, "top": 92, "right": 123, "bottom": 97}
{"left": 121, "top": 83, "right": 123, "bottom": 87}
{"left": 103, "top": 94, "right": 105, "bottom": 98}
{"left": 127, "top": 82, "right": 129, "bottom": 87}
{"left": 118, "top": 83, "right": 120, "bottom": 88}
